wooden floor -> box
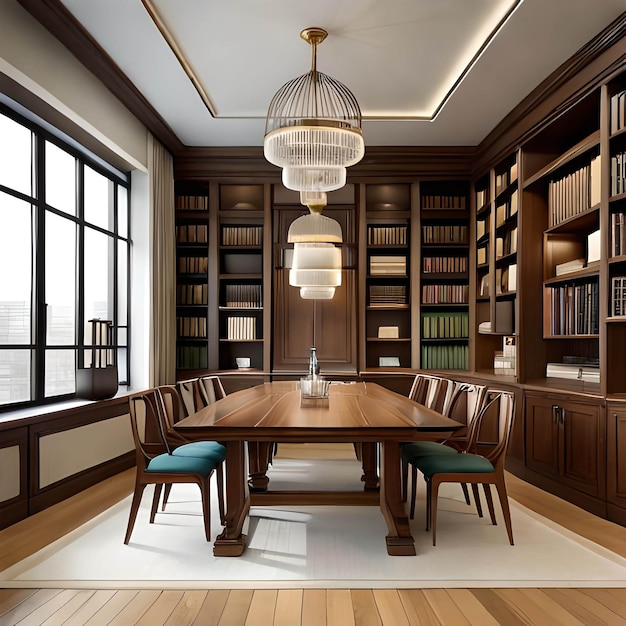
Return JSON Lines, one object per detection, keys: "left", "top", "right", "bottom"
{"left": 1, "top": 444, "right": 626, "bottom": 625}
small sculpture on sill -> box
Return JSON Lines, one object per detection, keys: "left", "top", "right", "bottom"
{"left": 76, "top": 318, "right": 119, "bottom": 400}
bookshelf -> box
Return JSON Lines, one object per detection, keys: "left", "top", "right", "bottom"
{"left": 364, "top": 184, "right": 413, "bottom": 369}
{"left": 218, "top": 184, "right": 266, "bottom": 371}
{"left": 419, "top": 181, "right": 470, "bottom": 370}
{"left": 175, "top": 187, "right": 210, "bottom": 370}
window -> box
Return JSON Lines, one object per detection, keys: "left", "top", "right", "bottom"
{"left": 0, "top": 105, "right": 130, "bottom": 408}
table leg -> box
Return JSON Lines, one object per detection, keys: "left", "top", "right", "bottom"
{"left": 213, "top": 440, "right": 249, "bottom": 556}
{"left": 360, "top": 442, "right": 380, "bottom": 491}
{"left": 247, "top": 442, "right": 272, "bottom": 491}
{"left": 379, "top": 441, "right": 416, "bottom": 556}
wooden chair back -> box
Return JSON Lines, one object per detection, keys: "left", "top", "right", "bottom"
{"left": 128, "top": 391, "right": 172, "bottom": 465}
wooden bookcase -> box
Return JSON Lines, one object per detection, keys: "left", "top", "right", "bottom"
{"left": 174, "top": 182, "right": 271, "bottom": 378}
{"left": 363, "top": 183, "right": 414, "bottom": 370}
{"left": 418, "top": 180, "right": 470, "bottom": 370}
{"left": 174, "top": 184, "right": 210, "bottom": 371}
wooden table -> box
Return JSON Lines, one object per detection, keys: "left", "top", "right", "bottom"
{"left": 175, "top": 381, "right": 460, "bottom": 557}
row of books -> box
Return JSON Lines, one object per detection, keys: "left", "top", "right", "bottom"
{"left": 370, "top": 255, "right": 406, "bottom": 275}
{"left": 422, "top": 225, "right": 469, "bottom": 244}
{"left": 611, "top": 212, "right": 626, "bottom": 257}
{"left": 369, "top": 285, "right": 406, "bottom": 305}
{"left": 496, "top": 264, "right": 517, "bottom": 293}
{"left": 421, "top": 312, "right": 469, "bottom": 339}
{"left": 422, "top": 256, "right": 468, "bottom": 273}
{"left": 178, "top": 256, "right": 208, "bottom": 274}
{"left": 226, "top": 316, "right": 256, "bottom": 340}
{"left": 177, "top": 316, "right": 207, "bottom": 338}
{"left": 223, "top": 284, "right": 262, "bottom": 308}
{"left": 548, "top": 155, "right": 601, "bottom": 227}
{"left": 612, "top": 276, "right": 626, "bottom": 317}
{"left": 495, "top": 190, "right": 518, "bottom": 227}
{"left": 421, "top": 344, "right": 468, "bottom": 370}
{"left": 475, "top": 188, "right": 489, "bottom": 209}
{"left": 611, "top": 151, "right": 626, "bottom": 197}
{"left": 221, "top": 226, "right": 263, "bottom": 246}
{"left": 421, "top": 195, "right": 467, "bottom": 210}
{"left": 176, "top": 224, "right": 208, "bottom": 244}
{"left": 610, "top": 89, "right": 626, "bottom": 134}
{"left": 177, "top": 345, "right": 208, "bottom": 369}
{"left": 545, "top": 279, "right": 599, "bottom": 336}
{"left": 496, "top": 228, "right": 517, "bottom": 259}
{"left": 368, "top": 226, "right": 407, "bottom": 245}
{"left": 176, "top": 195, "right": 208, "bottom": 211}
{"left": 422, "top": 284, "right": 469, "bottom": 304}
{"left": 495, "top": 162, "right": 518, "bottom": 195}
{"left": 177, "top": 283, "right": 208, "bottom": 306}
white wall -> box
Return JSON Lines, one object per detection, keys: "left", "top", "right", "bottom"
{"left": 0, "top": 0, "right": 148, "bottom": 171}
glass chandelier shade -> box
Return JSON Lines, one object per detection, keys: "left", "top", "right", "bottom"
{"left": 289, "top": 242, "right": 342, "bottom": 299}
{"left": 264, "top": 28, "right": 365, "bottom": 192}
{"left": 287, "top": 212, "right": 342, "bottom": 244}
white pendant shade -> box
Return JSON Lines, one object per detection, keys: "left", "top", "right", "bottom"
{"left": 288, "top": 213, "right": 343, "bottom": 243}
{"left": 289, "top": 242, "right": 342, "bottom": 300}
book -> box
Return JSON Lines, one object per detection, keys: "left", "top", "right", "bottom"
{"left": 587, "top": 229, "right": 601, "bottom": 264}
{"left": 378, "top": 326, "right": 399, "bottom": 339}
{"left": 555, "top": 258, "right": 585, "bottom": 276}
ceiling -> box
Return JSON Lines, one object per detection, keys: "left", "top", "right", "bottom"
{"left": 58, "top": 0, "right": 625, "bottom": 149}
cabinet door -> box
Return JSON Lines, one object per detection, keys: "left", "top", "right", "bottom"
{"left": 525, "top": 396, "right": 560, "bottom": 478}
{"left": 560, "top": 400, "right": 604, "bottom": 498}
{"left": 272, "top": 268, "right": 357, "bottom": 371}
{"left": 607, "top": 407, "right": 626, "bottom": 509}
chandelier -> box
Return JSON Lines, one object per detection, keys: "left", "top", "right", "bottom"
{"left": 264, "top": 27, "right": 365, "bottom": 193}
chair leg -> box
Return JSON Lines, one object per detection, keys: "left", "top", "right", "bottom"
{"left": 409, "top": 465, "right": 418, "bottom": 520}
{"left": 401, "top": 457, "right": 408, "bottom": 502}
{"left": 124, "top": 483, "right": 146, "bottom": 545}
{"left": 425, "top": 478, "right": 431, "bottom": 531}
{"left": 216, "top": 463, "right": 226, "bottom": 524}
{"left": 199, "top": 479, "right": 212, "bottom": 542}
{"left": 494, "top": 478, "right": 514, "bottom": 545}
{"left": 471, "top": 483, "right": 483, "bottom": 518}
{"left": 460, "top": 482, "right": 471, "bottom": 505}
{"left": 150, "top": 484, "right": 162, "bottom": 523}
{"left": 430, "top": 478, "right": 441, "bottom": 546}
{"left": 161, "top": 483, "right": 172, "bottom": 511}
{"left": 483, "top": 484, "right": 497, "bottom": 525}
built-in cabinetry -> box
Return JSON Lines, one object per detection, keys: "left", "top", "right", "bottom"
{"left": 175, "top": 182, "right": 271, "bottom": 376}
{"left": 419, "top": 181, "right": 470, "bottom": 370}
{"left": 607, "top": 400, "right": 626, "bottom": 524}
{"left": 525, "top": 391, "right": 605, "bottom": 515}
{"left": 363, "top": 183, "right": 414, "bottom": 369}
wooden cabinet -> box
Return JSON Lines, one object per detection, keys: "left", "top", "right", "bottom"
{"left": 606, "top": 401, "right": 626, "bottom": 524}
{"left": 525, "top": 391, "right": 605, "bottom": 513}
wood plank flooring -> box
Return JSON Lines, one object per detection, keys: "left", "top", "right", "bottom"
{"left": 1, "top": 444, "right": 626, "bottom": 625}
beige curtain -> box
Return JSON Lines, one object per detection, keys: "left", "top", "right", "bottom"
{"left": 148, "top": 134, "right": 176, "bottom": 386}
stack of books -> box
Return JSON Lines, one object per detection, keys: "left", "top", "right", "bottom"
{"left": 370, "top": 256, "right": 407, "bottom": 275}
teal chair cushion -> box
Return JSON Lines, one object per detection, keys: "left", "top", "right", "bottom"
{"left": 415, "top": 453, "right": 495, "bottom": 478}
{"left": 147, "top": 453, "right": 217, "bottom": 476}
{"left": 402, "top": 441, "right": 458, "bottom": 463}
{"left": 172, "top": 441, "right": 226, "bottom": 461}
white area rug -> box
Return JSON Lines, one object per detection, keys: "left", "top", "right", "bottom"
{"left": 2, "top": 457, "right": 626, "bottom": 589}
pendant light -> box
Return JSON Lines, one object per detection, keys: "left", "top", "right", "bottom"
{"left": 264, "top": 27, "right": 365, "bottom": 193}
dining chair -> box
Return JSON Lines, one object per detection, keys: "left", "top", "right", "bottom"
{"left": 156, "top": 384, "right": 226, "bottom": 522}
{"left": 411, "top": 389, "right": 516, "bottom": 546}
{"left": 125, "top": 391, "right": 221, "bottom": 544}
{"left": 403, "top": 382, "right": 488, "bottom": 519}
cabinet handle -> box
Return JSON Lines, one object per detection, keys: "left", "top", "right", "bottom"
{"left": 559, "top": 407, "right": 565, "bottom": 426}
{"left": 552, "top": 405, "right": 559, "bottom": 424}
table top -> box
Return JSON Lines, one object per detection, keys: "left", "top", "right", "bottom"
{"left": 174, "top": 381, "right": 461, "bottom": 443}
